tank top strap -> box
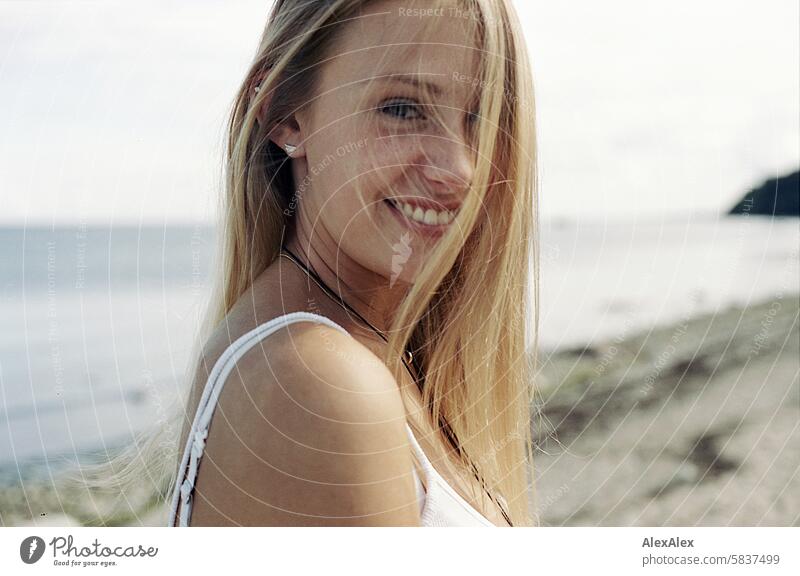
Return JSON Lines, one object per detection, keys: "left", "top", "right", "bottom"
{"left": 404, "top": 423, "right": 436, "bottom": 475}
{"left": 168, "top": 311, "right": 350, "bottom": 526}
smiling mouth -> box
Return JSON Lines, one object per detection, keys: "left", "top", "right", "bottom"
{"left": 384, "top": 197, "right": 460, "bottom": 227}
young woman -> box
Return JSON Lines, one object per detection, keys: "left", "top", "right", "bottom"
{"left": 91, "top": 0, "right": 539, "bottom": 527}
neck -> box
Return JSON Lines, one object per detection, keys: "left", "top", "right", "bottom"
{"left": 282, "top": 221, "right": 409, "bottom": 336}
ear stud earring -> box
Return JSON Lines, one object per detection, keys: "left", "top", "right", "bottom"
{"left": 253, "top": 84, "right": 261, "bottom": 94}
{"left": 284, "top": 143, "right": 297, "bottom": 155}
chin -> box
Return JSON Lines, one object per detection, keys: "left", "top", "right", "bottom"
{"left": 386, "top": 256, "right": 420, "bottom": 287}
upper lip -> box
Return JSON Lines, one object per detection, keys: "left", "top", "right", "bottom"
{"left": 387, "top": 196, "right": 462, "bottom": 212}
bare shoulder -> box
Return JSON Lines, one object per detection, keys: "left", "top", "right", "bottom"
{"left": 189, "top": 320, "right": 420, "bottom": 526}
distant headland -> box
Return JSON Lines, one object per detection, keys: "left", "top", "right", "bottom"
{"left": 728, "top": 169, "right": 799, "bottom": 217}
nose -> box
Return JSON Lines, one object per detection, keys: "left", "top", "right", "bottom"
{"left": 417, "top": 133, "right": 474, "bottom": 195}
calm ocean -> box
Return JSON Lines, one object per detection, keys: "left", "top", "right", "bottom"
{"left": 0, "top": 214, "right": 797, "bottom": 477}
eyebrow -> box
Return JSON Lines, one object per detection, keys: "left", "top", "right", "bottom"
{"left": 358, "top": 73, "right": 445, "bottom": 97}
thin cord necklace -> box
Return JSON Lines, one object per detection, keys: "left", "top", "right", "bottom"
{"left": 278, "top": 245, "right": 513, "bottom": 526}
{"left": 279, "top": 247, "right": 417, "bottom": 375}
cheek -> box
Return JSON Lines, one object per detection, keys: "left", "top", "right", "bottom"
{"left": 315, "top": 182, "right": 383, "bottom": 240}
{"left": 311, "top": 138, "right": 426, "bottom": 261}
{"left": 369, "top": 136, "right": 419, "bottom": 170}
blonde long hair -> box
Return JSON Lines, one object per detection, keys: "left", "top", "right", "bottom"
{"left": 74, "top": 0, "right": 540, "bottom": 527}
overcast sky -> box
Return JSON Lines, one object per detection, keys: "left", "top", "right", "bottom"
{"left": 0, "top": 0, "right": 797, "bottom": 225}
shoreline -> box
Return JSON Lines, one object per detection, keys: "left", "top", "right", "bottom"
{"left": 1, "top": 291, "right": 797, "bottom": 526}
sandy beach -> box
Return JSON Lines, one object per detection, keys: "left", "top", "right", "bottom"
{"left": 1, "top": 292, "right": 797, "bottom": 527}
{"left": 532, "top": 291, "right": 799, "bottom": 526}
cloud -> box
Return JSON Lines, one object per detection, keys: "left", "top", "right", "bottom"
{"left": 0, "top": 0, "right": 797, "bottom": 223}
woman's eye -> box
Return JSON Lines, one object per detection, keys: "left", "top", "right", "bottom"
{"left": 379, "top": 99, "right": 425, "bottom": 121}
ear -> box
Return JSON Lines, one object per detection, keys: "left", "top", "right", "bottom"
{"left": 250, "top": 72, "right": 306, "bottom": 159}
{"left": 268, "top": 119, "right": 306, "bottom": 159}
{"left": 250, "top": 70, "right": 270, "bottom": 127}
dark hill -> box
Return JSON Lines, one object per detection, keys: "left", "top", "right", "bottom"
{"left": 728, "top": 170, "right": 799, "bottom": 217}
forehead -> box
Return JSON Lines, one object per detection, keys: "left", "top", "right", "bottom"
{"left": 318, "top": 0, "right": 480, "bottom": 100}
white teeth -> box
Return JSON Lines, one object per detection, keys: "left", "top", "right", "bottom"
{"left": 423, "top": 209, "right": 439, "bottom": 225}
{"left": 390, "top": 198, "right": 458, "bottom": 226}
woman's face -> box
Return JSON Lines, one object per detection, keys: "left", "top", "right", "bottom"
{"left": 283, "top": 0, "right": 480, "bottom": 286}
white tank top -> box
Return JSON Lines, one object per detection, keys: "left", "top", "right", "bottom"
{"left": 167, "top": 311, "right": 498, "bottom": 527}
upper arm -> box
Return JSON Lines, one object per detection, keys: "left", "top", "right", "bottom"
{"left": 189, "top": 322, "right": 421, "bottom": 526}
